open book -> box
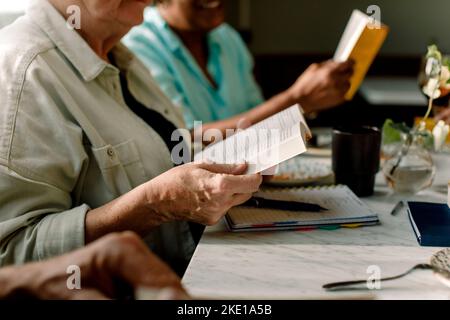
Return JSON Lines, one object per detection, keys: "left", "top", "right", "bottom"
{"left": 194, "top": 104, "right": 310, "bottom": 174}
{"left": 334, "top": 9, "right": 389, "bottom": 100}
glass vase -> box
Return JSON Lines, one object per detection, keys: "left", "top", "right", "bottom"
{"left": 382, "top": 131, "right": 436, "bottom": 194}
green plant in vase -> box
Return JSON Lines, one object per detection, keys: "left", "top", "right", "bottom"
{"left": 382, "top": 45, "right": 449, "bottom": 194}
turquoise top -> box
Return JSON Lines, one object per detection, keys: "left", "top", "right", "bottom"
{"left": 124, "top": 7, "right": 264, "bottom": 129}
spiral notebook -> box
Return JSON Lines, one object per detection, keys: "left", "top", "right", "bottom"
{"left": 225, "top": 185, "right": 379, "bottom": 232}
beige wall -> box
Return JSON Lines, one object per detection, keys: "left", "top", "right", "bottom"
{"left": 228, "top": 0, "right": 450, "bottom": 55}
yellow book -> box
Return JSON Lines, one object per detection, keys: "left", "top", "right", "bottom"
{"left": 334, "top": 10, "right": 389, "bottom": 100}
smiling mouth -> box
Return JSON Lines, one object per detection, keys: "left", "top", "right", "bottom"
{"left": 197, "top": 0, "right": 222, "bottom": 9}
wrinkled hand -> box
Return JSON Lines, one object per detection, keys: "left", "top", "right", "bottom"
{"left": 147, "top": 162, "right": 262, "bottom": 225}
{"left": 436, "top": 107, "right": 450, "bottom": 124}
{"left": 0, "top": 232, "right": 186, "bottom": 300}
{"left": 289, "top": 59, "right": 354, "bottom": 113}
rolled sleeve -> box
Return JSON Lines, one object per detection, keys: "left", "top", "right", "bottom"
{"left": 0, "top": 165, "right": 89, "bottom": 266}
{"left": 35, "top": 204, "right": 89, "bottom": 261}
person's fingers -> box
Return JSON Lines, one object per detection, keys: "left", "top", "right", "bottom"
{"left": 198, "top": 162, "right": 248, "bottom": 175}
{"left": 321, "top": 59, "right": 341, "bottom": 69}
{"left": 236, "top": 118, "right": 252, "bottom": 130}
{"left": 439, "top": 116, "right": 450, "bottom": 124}
{"left": 135, "top": 286, "right": 191, "bottom": 300}
{"left": 322, "top": 88, "right": 346, "bottom": 107}
{"left": 261, "top": 165, "right": 278, "bottom": 176}
{"left": 343, "top": 59, "right": 355, "bottom": 69}
{"left": 334, "top": 68, "right": 354, "bottom": 79}
{"left": 230, "top": 192, "right": 253, "bottom": 207}
{"left": 219, "top": 173, "right": 263, "bottom": 194}
{"left": 330, "top": 68, "right": 354, "bottom": 80}
{"left": 156, "top": 288, "right": 191, "bottom": 300}
{"left": 71, "top": 289, "right": 109, "bottom": 300}
{"left": 325, "top": 60, "right": 354, "bottom": 75}
{"left": 307, "top": 62, "right": 321, "bottom": 71}
{"left": 335, "top": 79, "right": 351, "bottom": 93}
{"left": 96, "top": 233, "right": 184, "bottom": 293}
{"left": 334, "top": 59, "right": 355, "bottom": 72}
{"left": 435, "top": 108, "right": 450, "bottom": 123}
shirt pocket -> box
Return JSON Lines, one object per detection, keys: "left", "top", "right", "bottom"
{"left": 91, "top": 139, "right": 148, "bottom": 196}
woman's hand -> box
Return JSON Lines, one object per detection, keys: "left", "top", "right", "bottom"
{"left": 436, "top": 107, "right": 450, "bottom": 124}
{"left": 85, "top": 163, "right": 262, "bottom": 242}
{"left": 288, "top": 60, "right": 354, "bottom": 113}
{"left": 146, "top": 162, "right": 262, "bottom": 226}
{"left": 0, "top": 232, "right": 186, "bottom": 300}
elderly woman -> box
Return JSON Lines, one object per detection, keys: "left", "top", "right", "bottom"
{"left": 124, "top": 0, "right": 354, "bottom": 132}
{"left": 0, "top": 0, "right": 262, "bottom": 275}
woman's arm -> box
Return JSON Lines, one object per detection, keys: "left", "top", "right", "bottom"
{"left": 199, "top": 60, "right": 354, "bottom": 137}
{"left": 0, "top": 162, "right": 261, "bottom": 264}
{"left": 85, "top": 162, "right": 262, "bottom": 243}
{"left": 199, "top": 87, "right": 297, "bottom": 135}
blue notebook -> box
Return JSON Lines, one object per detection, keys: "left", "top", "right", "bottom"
{"left": 407, "top": 201, "right": 450, "bottom": 247}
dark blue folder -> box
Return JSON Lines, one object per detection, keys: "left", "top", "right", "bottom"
{"left": 407, "top": 201, "right": 450, "bottom": 247}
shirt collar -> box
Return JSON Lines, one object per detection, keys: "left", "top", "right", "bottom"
{"left": 111, "top": 43, "right": 136, "bottom": 72}
{"left": 26, "top": 0, "right": 117, "bottom": 82}
{"left": 144, "top": 6, "right": 222, "bottom": 54}
{"left": 144, "top": 6, "right": 181, "bottom": 53}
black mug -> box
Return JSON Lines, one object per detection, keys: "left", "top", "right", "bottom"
{"left": 332, "top": 126, "right": 381, "bottom": 197}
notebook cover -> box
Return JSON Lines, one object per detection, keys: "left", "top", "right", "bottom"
{"left": 407, "top": 202, "right": 450, "bottom": 247}
{"left": 224, "top": 214, "right": 379, "bottom": 232}
{"left": 226, "top": 185, "right": 379, "bottom": 232}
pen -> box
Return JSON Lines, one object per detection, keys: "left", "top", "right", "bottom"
{"left": 241, "top": 197, "right": 328, "bottom": 212}
{"left": 390, "top": 201, "right": 406, "bottom": 216}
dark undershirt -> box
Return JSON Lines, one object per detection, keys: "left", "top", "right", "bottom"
{"left": 118, "top": 72, "right": 205, "bottom": 252}
{"left": 119, "top": 73, "right": 179, "bottom": 152}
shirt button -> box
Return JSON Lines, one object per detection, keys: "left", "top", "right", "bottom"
{"left": 164, "top": 109, "right": 169, "bottom": 115}
{"left": 107, "top": 147, "right": 115, "bottom": 157}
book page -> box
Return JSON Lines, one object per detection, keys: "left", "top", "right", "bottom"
{"left": 194, "top": 105, "right": 308, "bottom": 174}
{"left": 251, "top": 103, "right": 303, "bottom": 130}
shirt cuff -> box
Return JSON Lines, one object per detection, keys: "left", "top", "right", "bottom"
{"left": 35, "top": 204, "right": 90, "bottom": 261}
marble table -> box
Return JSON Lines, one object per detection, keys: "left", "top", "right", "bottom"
{"left": 182, "top": 153, "right": 450, "bottom": 299}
